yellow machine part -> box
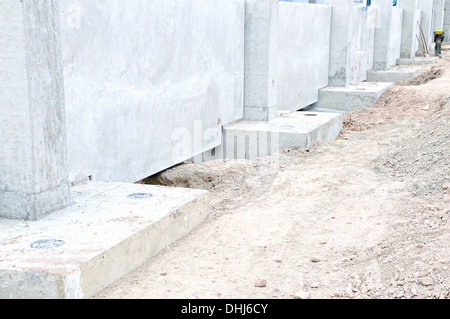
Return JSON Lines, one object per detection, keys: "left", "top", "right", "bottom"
{"left": 435, "top": 30, "right": 444, "bottom": 34}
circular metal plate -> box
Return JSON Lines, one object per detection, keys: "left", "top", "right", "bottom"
{"left": 30, "top": 239, "right": 65, "bottom": 249}
{"left": 127, "top": 193, "right": 153, "bottom": 200}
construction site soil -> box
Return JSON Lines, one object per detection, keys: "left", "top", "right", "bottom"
{"left": 94, "top": 47, "right": 450, "bottom": 300}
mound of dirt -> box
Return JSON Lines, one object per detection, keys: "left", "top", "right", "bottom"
{"left": 374, "top": 99, "right": 450, "bottom": 197}
{"left": 342, "top": 61, "right": 450, "bottom": 134}
{"left": 398, "top": 66, "right": 445, "bottom": 86}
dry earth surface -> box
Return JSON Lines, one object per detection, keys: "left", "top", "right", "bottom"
{"left": 93, "top": 48, "right": 450, "bottom": 300}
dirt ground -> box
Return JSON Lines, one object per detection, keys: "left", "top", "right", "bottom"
{"left": 93, "top": 47, "right": 450, "bottom": 300}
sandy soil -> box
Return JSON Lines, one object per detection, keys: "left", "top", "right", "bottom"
{"left": 93, "top": 48, "right": 450, "bottom": 300}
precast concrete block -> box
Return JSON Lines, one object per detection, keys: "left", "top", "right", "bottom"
{"left": 0, "top": 0, "right": 70, "bottom": 220}
{"left": 244, "top": 0, "right": 278, "bottom": 121}
{"left": 444, "top": 0, "right": 450, "bottom": 41}
{"left": 398, "top": 0, "right": 421, "bottom": 58}
{"left": 60, "top": 0, "right": 245, "bottom": 184}
{"left": 397, "top": 57, "right": 439, "bottom": 65}
{"left": 223, "top": 111, "right": 342, "bottom": 160}
{"left": 433, "top": 0, "right": 446, "bottom": 32}
{"left": 366, "top": 66, "right": 422, "bottom": 83}
{"left": 277, "top": 2, "right": 331, "bottom": 111}
{"left": 372, "top": 0, "right": 404, "bottom": 70}
{"left": 0, "top": 182, "right": 210, "bottom": 299}
{"left": 326, "top": 0, "right": 355, "bottom": 87}
{"left": 316, "top": 82, "right": 394, "bottom": 112}
{"left": 418, "top": 0, "right": 435, "bottom": 52}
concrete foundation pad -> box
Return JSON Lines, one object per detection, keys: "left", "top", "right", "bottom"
{"left": 416, "top": 52, "right": 448, "bottom": 57}
{"left": 0, "top": 182, "right": 210, "bottom": 299}
{"left": 314, "top": 82, "right": 395, "bottom": 112}
{"left": 396, "top": 57, "right": 439, "bottom": 65}
{"left": 222, "top": 111, "right": 342, "bottom": 159}
{"left": 366, "top": 66, "right": 423, "bottom": 83}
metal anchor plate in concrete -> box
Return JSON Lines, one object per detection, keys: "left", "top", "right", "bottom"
{"left": 0, "top": 182, "right": 210, "bottom": 299}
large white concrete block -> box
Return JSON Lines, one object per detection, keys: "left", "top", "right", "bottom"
{"left": 444, "top": 0, "right": 450, "bottom": 41}
{"left": 316, "top": 81, "right": 394, "bottom": 112}
{"left": 223, "top": 111, "right": 342, "bottom": 159}
{"left": 277, "top": 2, "right": 331, "bottom": 111}
{"left": 367, "top": 66, "right": 422, "bottom": 83}
{"left": 60, "top": 0, "right": 245, "bottom": 184}
{"left": 0, "top": 182, "right": 210, "bottom": 298}
{"left": 244, "top": 0, "right": 279, "bottom": 121}
{"left": 372, "top": 0, "right": 403, "bottom": 70}
{"left": 418, "top": 0, "right": 435, "bottom": 52}
{"left": 387, "top": 8, "right": 404, "bottom": 67}
{"left": 0, "top": 0, "right": 70, "bottom": 220}
{"left": 326, "top": 0, "right": 355, "bottom": 87}
{"left": 350, "top": 6, "right": 376, "bottom": 83}
{"left": 398, "top": 0, "right": 421, "bottom": 58}
{"left": 325, "top": 0, "right": 375, "bottom": 86}
{"left": 433, "top": 0, "right": 446, "bottom": 32}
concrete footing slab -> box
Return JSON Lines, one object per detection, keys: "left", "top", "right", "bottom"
{"left": 416, "top": 52, "right": 447, "bottom": 57}
{"left": 397, "top": 57, "right": 439, "bottom": 65}
{"left": 366, "top": 66, "right": 422, "bottom": 83}
{"left": 314, "top": 82, "right": 394, "bottom": 112}
{"left": 221, "top": 111, "right": 342, "bottom": 160}
{"left": 0, "top": 182, "right": 210, "bottom": 299}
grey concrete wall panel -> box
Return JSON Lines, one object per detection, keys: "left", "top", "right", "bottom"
{"left": 277, "top": 2, "right": 331, "bottom": 111}
{"left": 326, "top": 0, "right": 375, "bottom": 86}
{"left": 418, "top": 0, "right": 435, "bottom": 51}
{"left": 59, "top": 0, "right": 245, "bottom": 183}
{"left": 350, "top": 6, "right": 376, "bottom": 83}
{"left": 398, "top": 0, "right": 421, "bottom": 58}
{"left": 413, "top": 9, "right": 423, "bottom": 54}
{"left": 444, "top": 0, "right": 450, "bottom": 41}
{"left": 372, "top": 0, "right": 403, "bottom": 70}
{"left": 387, "top": 8, "right": 404, "bottom": 67}
{"left": 433, "top": 0, "right": 446, "bottom": 32}
{"left": 0, "top": 0, "right": 70, "bottom": 220}
{"left": 326, "top": 0, "right": 355, "bottom": 87}
{"left": 367, "top": 7, "right": 377, "bottom": 71}
{"left": 244, "top": 0, "right": 278, "bottom": 121}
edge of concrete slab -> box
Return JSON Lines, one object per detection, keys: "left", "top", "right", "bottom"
{"left": 0, "top": 182, "right": 210, "bottom": 299}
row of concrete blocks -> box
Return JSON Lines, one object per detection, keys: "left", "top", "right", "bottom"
{"left": 0, "top": 58, "right": 434, "bottom": 299}
{"left": 211, "top": 60, "right": 428, "bottom": 162}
